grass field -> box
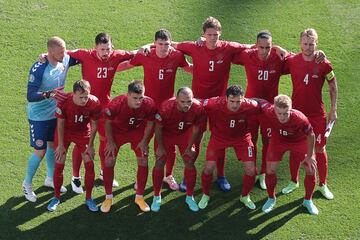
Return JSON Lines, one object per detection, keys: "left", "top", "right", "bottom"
{"left": 1, "top": 0, "right": 360, "bottom": 239}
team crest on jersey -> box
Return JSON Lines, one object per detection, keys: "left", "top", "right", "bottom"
{"left": 56, "top": 107, "right": 62, "bottom": 115}
{"left": 35, "top": 139, "right": 44, "bottom": 147}
{"left": 155, "top": 113, "right": 162, "bottom": 121}
{"left": 203, "top": 99, "right": 209, "bottom": 106}
{"left": 28, "top": 74, "right": 35, "bottom": 82}
{"left": 105, "top": 108, "right": 111, "bottom": 116}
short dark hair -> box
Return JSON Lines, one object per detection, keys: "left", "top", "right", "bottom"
{"left": 73, "top": 79, "right": 91, "bottom": 93}
{"left": 257, "top": 30, "right": 272, "bottom": 41}
{"left": 95, "top": 32, "right": 111, "bottom": 45}
{"left": 226, "top": 85, "right": 244, "bottom": 97}
{"left": 155, "top": 29, "right": 172, "bottom": 41}
{"left": 128, "top": 80, "right": 144, "bottom": 94}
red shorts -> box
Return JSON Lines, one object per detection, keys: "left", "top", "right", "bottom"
{"left": 248, "top": 114, "right": 272, "bottom": 141}
{"left": 112, "top": 129, "right": 144, "bottom": 158}
{"left": 308, "top": 115, "right": 327, "bottom": 148}
{"left": 206, "top": 135, "right": 255, "bottom": 162}
{"left": 267, "top": 139, "right": 307, "bottom": 162}
{"left": 155, "top": 131, "right": 195, "bottom": 161}
{"left": 54, "top": 130, "right": 89, "bottom": 153}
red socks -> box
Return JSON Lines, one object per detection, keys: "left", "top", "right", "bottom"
{"left": 316, "top": 152, "right": 328, "bottom": 185}
{"left": 201, "top": 171, "right": 213, "bottom": 195}
{"left": 103, "top": 166, "right": 114, "bottom": 195}
{"left": 84, "top": 161, "right": 95, "bottom": 200}
{"left": 71, "top": 145, "right": 82, "bottom": 177}
{"left": 304, "top": 174, "right": 316, "bottom": 200}
{"left": 152, "top": 168, "right": 164, "bottom": 196}
{"left": 265, "top": 173, "right": 277, "bottom": 198}
{"left": 53, "top": 162, "right": 65, "bottom": 199}
{"left": 136, "top": 165, "right": 148, "bottom": 195}
{"left": 185, "top": 167, "right": 197, "bottom": 196}
{"left": 241, "top": 174, "right": 256, "bottom": 196}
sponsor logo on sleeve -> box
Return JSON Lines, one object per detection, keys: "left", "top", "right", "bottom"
{"left": 28, "top": 74, "right": 35, "bottom": 82}
{"left": 55, "top": 107, "right": 62, "bottom": 115}
{"left": 155, "top": 113, "right": 162, "bottom": 121}
{"left": 105, "top": 108, "right": 111, "bottom": 116}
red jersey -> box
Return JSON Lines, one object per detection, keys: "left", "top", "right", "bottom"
{"left": 203, "top": 96, "right": 260, "bottom": 141}
{"left": 155, "top": 97, "right": 205, "bottom": 135}
{"left": 55, "top": 93, "right": 102, "bottom": 136}
{"left": 104, "top": 95, "right": 156, "bottom": 134}
{"left": 68, "top": 49, "right": 133, "bottom": 106}
{"left": 260, "top": 101, "right": 313, "bottom": 143}
{"left": 130, "top": 48, "right": 188, "bottom": 107}
{"left": 232, "top": 48, "right": 285, "bottom": 102}
{"left": 176, "top": 41, "right": 247, "bottom": 99}
{"left": 284, "top": 53, "right": 333, "bottom": 117}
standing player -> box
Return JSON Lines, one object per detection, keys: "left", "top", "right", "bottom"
{"left": 282, "top": 29, "right": 337, "bottom": 200}
{"left": 259, "top": 95, "right": 318, "bottom": 215}
{"left": 23, "top": 36, "right": 76, "bottom": 202}
{"left": 100, "top": 81, "right": 156, "bottom": 213}
{"left": 67, "top": 33, "right": 138, "bottom": 190}
{"left": 172, "top": 16, "right": 251, "bottom": 192}
{"left": 47, "top": 80, "right": 101, "bottom": 212}
{"left": 198, "top": 85, "right": 260, "bottom": 210}
{"left": 117, "top": 29, "right": 192, "bottom": 190}
{"left": 231, "top": 30, "right": 286, "bottom": 190}
{"left": 151, "top": 87, "right": 205, "bottom": 212}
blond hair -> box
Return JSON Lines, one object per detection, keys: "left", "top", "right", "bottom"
{"left": 274, "top": 94, "right": 292, "bottom": 109}
{"left": 47, "top": 36, "right": 66, "bottom": 49}
{"left": 300, "top": 28, "right": 318, "bottom": 42}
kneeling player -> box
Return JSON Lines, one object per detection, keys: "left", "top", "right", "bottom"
{"left": 47, "top": 80, "right": 101, "bottom": 212}
{"left": 100, "top": 80, "right": 156, "bottom": 213}
{"left": 198, "top": 85, "right": 260, "bottom": 210}
{"left": 151, "top": 87, "right": 205, "bottom": 212}
{"left": 259, "top": 95, "right": 319, "bottom": 215}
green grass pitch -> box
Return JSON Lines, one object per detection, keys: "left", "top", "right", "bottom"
{"left": 0, "top": 0, "right": 359, "bottom": 239}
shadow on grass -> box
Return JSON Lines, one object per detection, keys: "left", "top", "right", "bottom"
{"left": 1, "top": 179, "right": 309, "bottom": 240}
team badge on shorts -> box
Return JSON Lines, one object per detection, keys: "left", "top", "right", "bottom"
{"left": 35, "top": 139, "right": 44, "bottom": 147}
